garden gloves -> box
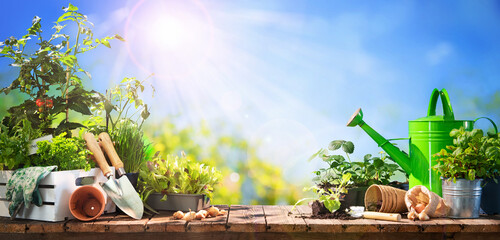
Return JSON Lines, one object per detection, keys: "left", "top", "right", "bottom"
{"left": 6, "top": 166, "right": 57, "bottom": 219}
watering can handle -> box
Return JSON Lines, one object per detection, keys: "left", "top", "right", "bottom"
{"left": 427, "top": 88, "right": 455, "bottom": 120}
{"left": 474, "top": 117, "right": 499, "bottom": 135}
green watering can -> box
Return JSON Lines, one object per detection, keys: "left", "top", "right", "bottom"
{"left": 347, "top": 88, "right": 498, "bottom": 196}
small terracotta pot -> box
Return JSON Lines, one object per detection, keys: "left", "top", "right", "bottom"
{"left": 69, "top": 185, "right": 105, "bottom": 221}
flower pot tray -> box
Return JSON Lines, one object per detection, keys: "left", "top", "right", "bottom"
{"left": 0, "top": 167, "right": 116, "bottom": 222}
{"left": 147, "top": 193, "right": 210, "bottom": 212}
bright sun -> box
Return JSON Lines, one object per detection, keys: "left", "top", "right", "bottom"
{"left": 125, "top": 0, "right": 214, "bottom": 79}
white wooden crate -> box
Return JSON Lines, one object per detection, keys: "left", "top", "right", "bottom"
{"left": 0, "top": 167, "right": 116, "bottom": 222}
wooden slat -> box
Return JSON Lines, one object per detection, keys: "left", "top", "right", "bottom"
{"left": 227, "top": 205, "right": 266, "bottom": 232}
{"left": 379, "top": 218, "right": 420, "bottom": 232}
{"left": 25, "top": 219, "right": 66, "bottom": 233}
{"left": 342, "top": 218, "right": 380, "bottom": 233}
{"left": 423, "top": 218, "right": 462, "bottom": 232}
{"left": 455, "top": 218, "right": 500, "bottom": 232}
{"left": 0, "top": 217, "right": 26, "bottom": 233}
{"left": 293, "top": 204, "right": 343, "bottom": 233}
{"left": 264, "top": 205, "right": 307, "bottom": 232}
{"left": 186, "top": 205, "right": 228, "bottom": 232}
{"left": 146, "top": 211, "right": 183, "bottom": 232}
{"left": 65, "top": 212, "right": 117, "bottom": 232}
{"left": 106, "top": 213, "right": 150, "bottom": 232}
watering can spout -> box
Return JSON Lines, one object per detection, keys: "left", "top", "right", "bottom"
{"left": 347, "top": 108, "right": 412, "bottom": 175}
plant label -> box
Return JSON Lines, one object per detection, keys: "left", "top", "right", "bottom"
{"left": 28, "top": 135, "right": 53, "bottom": 155}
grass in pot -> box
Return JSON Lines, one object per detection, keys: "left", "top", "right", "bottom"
{"left": 111, "top": 119, "right": 150, "bottom": 188}
{"left": 433, "top": 127, "right": 500, "bottom": 218}
{"left": 139, "top": 151, "right": 222, "bottom": 212}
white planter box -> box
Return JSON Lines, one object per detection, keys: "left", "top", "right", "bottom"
{"left": 0, "top": 167, "right": 116, "bottom": 222}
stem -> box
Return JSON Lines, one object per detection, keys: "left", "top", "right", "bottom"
{"left": 64, "top": 41, "right": 70, "bottom": 123}
{"left": 346, "top": 153, "right": 351, "bottom": 163}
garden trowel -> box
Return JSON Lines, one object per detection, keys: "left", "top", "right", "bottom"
{"left": 84, "top": 133, "right": 144, "bottom": 220}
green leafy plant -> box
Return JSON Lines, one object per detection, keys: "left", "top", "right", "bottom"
{"left": 0, "top": 119, "right": 41, "bottom": 169}
{"left": 433, "top": 127, "right": 500, "bottom": 183}
{"left": 139, "top": 151, "right": 222, "bottom": 203}
{"left": 310, "top": 140, "right": 404, "bottom": 187}
{"left": 33, "top": 132, "right": 95, "bottom": 171}
{"left": 291, "top": 173, "right": 351, "bottom": 213}
{"left": 83, "top": 76, "right": 154, "bottom": 173}
{"left": 0, "top": 3, "right": 123, "bottom": 135}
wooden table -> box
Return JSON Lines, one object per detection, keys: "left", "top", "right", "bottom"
{"left": 1, "top": 205, "right": 499, "bottom": 240}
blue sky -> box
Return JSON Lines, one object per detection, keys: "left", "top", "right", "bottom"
{"left": 1, "top": 0, "right": 500, "bottom": 183}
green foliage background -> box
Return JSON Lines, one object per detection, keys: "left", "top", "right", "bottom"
{"left": 144, "top": 118, "right": 303, "bottom": 205}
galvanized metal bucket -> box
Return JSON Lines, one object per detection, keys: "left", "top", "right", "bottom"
{"left": 442, "top": 178, "right": 482, "bottom": 218}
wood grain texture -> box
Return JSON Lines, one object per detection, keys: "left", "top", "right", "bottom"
{"left": 1, "top": 206, "right": 500, "bottom": 236}
{"left": 65, "top": 212, "right": 117, "bottom": 232}
{"left": 454, "top": 218, "right": 500, "bottom": 232}
{"left": 25, "top": 220, "right": 66, "bottom": 233}
{"left": 186, "top": 205, "right": 228, "bottom": 232}
{"left": 293, "top": 204, "right": 344, "bottom": 233}
{"left": 263, "top": 205, "right": 307, "bottom": 232}
{"left": 106, "top": 213, "right": 150, "bottom": 232}
{"left": 146, "top": 211, "right": 182, "bottom": 232}
{"left": 227, "top": 205, "right": 266, "bottom": 232}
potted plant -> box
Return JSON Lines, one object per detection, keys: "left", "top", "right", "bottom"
{"left": 433, "top": 127, "right": 500, "bottom": 218}
{"left": 309, "top": 140, "right": 406, "bottom": 208}
{"left": 139, "top": 151, "right": 222, "bottom": 212}
{"left": 0, "top": 4, "right": 123, "bottom": 221}
{"left": 291, "top": 173, "right": 351, "bottom": 216}
{"left": 84, "top": 77, "right": 154, "bottom": 188}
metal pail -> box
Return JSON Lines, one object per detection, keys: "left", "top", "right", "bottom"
{"left": 442, "top": 178, "right": 482, "bottom": 218}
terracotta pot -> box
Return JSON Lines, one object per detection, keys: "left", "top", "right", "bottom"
{"left": 69, "top": 185, "right": 105, "bottom": 221}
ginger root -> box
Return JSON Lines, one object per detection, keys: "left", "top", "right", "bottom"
{"left": 405, "top": 185, "right": 449, "bottom": 221}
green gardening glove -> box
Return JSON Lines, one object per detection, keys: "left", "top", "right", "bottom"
{"left": 6, "top": 166, "right": 57, "bottom": 219}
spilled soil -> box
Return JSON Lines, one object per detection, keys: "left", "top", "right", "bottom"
{"left": 309, "top": 200, "right": 354, "bottom": 220}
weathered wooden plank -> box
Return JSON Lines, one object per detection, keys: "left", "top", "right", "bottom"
{"left": 423, "top": 218, "right": 462, "bottom": 232}
{"left": 25, "top": 219, "right": 67, "bottom": 233}
{"left": 379, "top": 218, "right": 420, "bottom": 232}
{"left": 65, "top": 212, "right": 117, "bottom": 232}
{"left": 264, "top": 205, "right": 307, "bottom": 232}
{"left": 106, "top": 213, "right": 149, "bottom": 232}
{"left": 227, "top": 205, "right": 266, "bottom": 232}
{"left": 342, "top": 218, "right": 380, "bottom": 233}
{"left": 187, "top": 205, "right": 228, "bottom": 232}
{"left": 0, "top": 217, "right": 26, "bottom": 233}
{"left": 146, "top": 211, "right": 183, "bottom": 232}
{"left": 293, "top": 204, "right": 344, "bottom": 233}
{"left": 455, "top": 218, "right": 500, "bottom": 232}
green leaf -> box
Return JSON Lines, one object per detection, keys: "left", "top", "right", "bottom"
{"left": 114, "top": 34, "right": 125, "bottom": 42}
{"left": 328, "top": 140, "right": 344, "bottom": 151}
{"left": 342, "top": 141, "right": 355, "bottom": 154}
{"left": 69, "top": 100, "right": 92, "bottom": 115}
{"left": 308, "top": 148, "right": 324, "bottom": 162}
{"left": 101, "top": 39, "right": 111, "bottom": 48}
{"left": 63, "top": 3, "right": 79, "bottom": 12}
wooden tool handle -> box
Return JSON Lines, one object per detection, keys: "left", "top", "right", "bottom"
{"left": 363, "top": 211, "right": 401, "bottom": 222}
{"left": 98, "top": 132, "right": 124, "bottom": 170}
{"left": 84, "top": 133, "right": 111, "bottom": 177}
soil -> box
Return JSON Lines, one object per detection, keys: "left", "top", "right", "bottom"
{"left": 309, "top": 200, "right": 354, "bottom": 220}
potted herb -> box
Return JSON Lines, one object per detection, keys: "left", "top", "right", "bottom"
{"left": 84, "top": 77, "right": 153, "bottom": 187}
{"left": 309, "top": 140, "right": 405, "bottom": 208}
{"left": 139, "top": 151, "right": 222, "bottom": 212}
{"left": 433, "top": 127, "right": 500, "bottom": 218}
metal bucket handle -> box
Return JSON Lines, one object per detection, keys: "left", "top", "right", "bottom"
{"left": 474, "top": 117, "right": 498, "bottom": 135}
{"left": 427, "top": 88, "right": 455, "bottom": 120}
